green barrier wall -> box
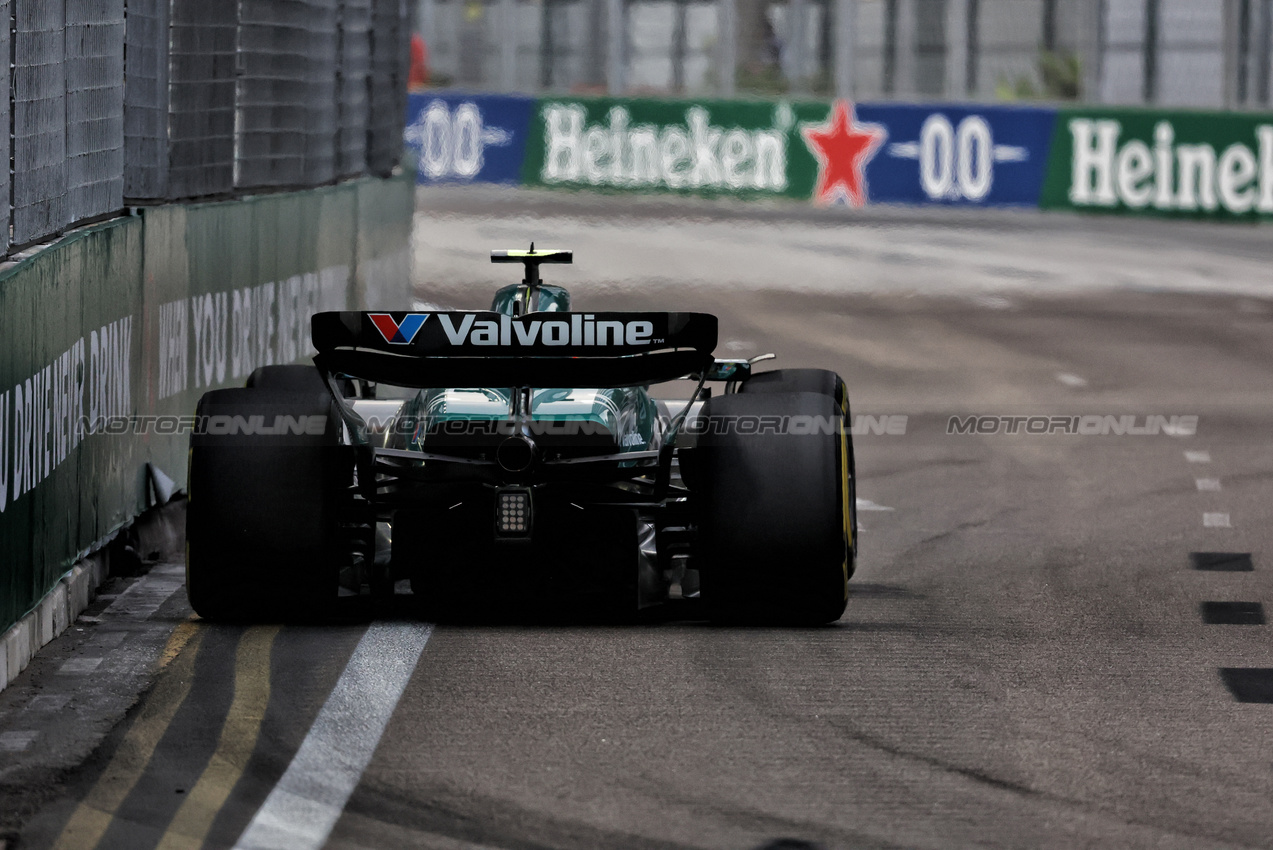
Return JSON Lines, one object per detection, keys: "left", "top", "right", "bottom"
{"left": 1040, "top": 107, "right": 1273, "bottom": 218}
{"left": 0, "top": 173, "right": 414, "bottom": 633}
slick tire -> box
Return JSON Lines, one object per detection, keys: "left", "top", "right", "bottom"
{"left": 741, "top": 368, "right": 857, "bottom": 569}
{"left": 741, "top": 368, "right": 845, "bottom": 401}
{"left": 186, "top": 388, "right": 349, "bottom": 621}
{"left": 246, "top": 364, "right": 327, "bottom": 393}
{"left": 246, "top": 364, "right": 356, "bottom": 398}
{"left": 696, "top": 390, "right": 854, "bottom": 625}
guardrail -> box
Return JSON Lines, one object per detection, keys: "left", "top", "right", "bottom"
{"left": 407, "top": 92, "right": 1273, "bottom": 219}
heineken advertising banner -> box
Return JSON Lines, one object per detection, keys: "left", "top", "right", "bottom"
{"left": 1041, "top": 108, "right": 1273, "bottom": 218}
{"left": 408, "top": 93, "right": 1273, "bottom": 218}
{"left": 0, "top": 174, "right": 413, "bottom": 634}
{"left": 408, "top": 93, "right": 1055, "bottom": 207}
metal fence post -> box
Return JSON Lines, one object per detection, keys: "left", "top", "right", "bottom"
{"left": 894, "top": 0, "right": 916, "bottom": 97}
{"left": 1143, "top": 0, "right": 1158, "bottom": 103}
{"left": 500, "top": 0, "right": 517, "bottom": 90}
{"left": 1078, "top": 0, "right": 1102, "bottom": 104}
{"left": 1260, "top": 0, "right": 1272, "bottom": 105}
{"left": 418, "top": 0, "right": 435, "bottom": 47}
{"left": 717, "top": 0, "right": 736, "bottom": 96}
{"left": 786, "top": 0, "right": 808, "bottom": 91}
{"left": 672, "top": 0, "right": 687, "bottom": 92}
{"left": 0, "top": 0, "right": 9, "bottom": 254}
{"left": 606, "top": 0, "right": 624, "bottom": 93}
{"left": 945, "top": 0, "right": 967, "bottom": 98}
{"left": 834, "top": 0, "right": 854, "bottom": 98}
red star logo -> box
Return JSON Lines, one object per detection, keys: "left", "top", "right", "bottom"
{"left": 800, "top": 100, "right": 887, "bottom": 207}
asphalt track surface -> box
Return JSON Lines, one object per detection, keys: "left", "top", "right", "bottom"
{"left": 4, "top": 188, "right": 1273, "bottom": 849}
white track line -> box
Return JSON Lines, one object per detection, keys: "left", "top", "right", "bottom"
{"left": 1185, "top": 451, "right": 1211, "bottom": 463}
{"left": 57, "top": 657, "right": 104, "bottom": 674}
{"left": 1055, "top": 372, "right": 1087, "bottom": 387}
{"left": 232, "top": 622, "right": 433, "bottom": 850}
{"left": 0, "top": 730, "right": 39, "bottom": 751}
{"left": 1203, "top": 513, "right": 1232, "bottom": 528}
{"left": 1195, "top": 478, "right": 1221, "bottom": 491}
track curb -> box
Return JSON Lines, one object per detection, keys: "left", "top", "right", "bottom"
{"left": 0, "top": 498, "right": 186, "bottom": 693}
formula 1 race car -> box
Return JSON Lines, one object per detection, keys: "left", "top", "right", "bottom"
{"left": 186, "top": 248, "right": 857, "bottom": 624}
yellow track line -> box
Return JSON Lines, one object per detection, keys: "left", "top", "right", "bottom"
{"left": 53, "top": 618, "right": 204, "bottom": 850}
{"left": 154, "top": 625, "right": 279, "bottom": 850}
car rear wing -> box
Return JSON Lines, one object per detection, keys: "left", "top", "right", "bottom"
{"left": 311, "top": 310, "right": 718, "bottom": 388}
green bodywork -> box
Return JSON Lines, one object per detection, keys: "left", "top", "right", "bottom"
{"left": 489, "top": 282, "right": 572, "bottom": 314}
{"left": 398, "top": 283, "right": 662, "bottom": 455}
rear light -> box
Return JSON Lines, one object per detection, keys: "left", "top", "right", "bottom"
{"left": 495, "top": 488, "right": 532, "bottom": 537}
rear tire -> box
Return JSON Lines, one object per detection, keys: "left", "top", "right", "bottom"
{"left": 696, "top": 389, "right": 854, "bottom": 624}
{"left": 245, "top": 364, "right": 327, "bottom": 393}
{"left": 186, "top": 388, "right": 349, "bottom": 621}
{"left": 246, "top": 364, "right": 355, "bottom": 398}
{"left": 742, "top": 368, "right": 857, "bottom": 567}
{"left": 741, "top": 368, "right": 845, "bottom": 401}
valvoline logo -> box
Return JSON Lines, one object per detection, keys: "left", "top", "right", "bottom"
{"left": 369, "top": 313, "right": 428, "bottom": 344}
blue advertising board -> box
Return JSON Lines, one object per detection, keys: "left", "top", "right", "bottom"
{"left": 855, "top": 103, "right": 1056, "bottom": 206}
{"left": 405, "top": 93, "right": 535, "bottom": 184}
{"left": 405, "top": 93, "right": 1058, "bottom": 207}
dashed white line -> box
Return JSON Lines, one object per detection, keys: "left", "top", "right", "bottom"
{"left": 1204, "top": 512, "right": 1232, "bottom": 528}
{"left": 1195, "top": 478, "right": 1222, "bottom": 492}
{"left": 58, "top": 657, "right": 104, "bottom": 674}
{"left": 856, "top": 498, "right": 894, "bottom": 512}
{"left": 971, "top": 294, "right": 1012, "bottom": 310}
{"left": 232, "top": 622, "right": 433, "bottom": 850}
{"left": 89, "top": 631, "right": 129, "bottom": 650}
{"left": 1055, "top": 372, "right": 1088, "bottom": 387}
{"left": 0, "top": 730, "right": 39, "bottom": 752}
{"left": 1185, "top": 451, "right": 1211, "bottom": 463}
{"left": 28, "top": 693, "right": 72, "bottom": 712}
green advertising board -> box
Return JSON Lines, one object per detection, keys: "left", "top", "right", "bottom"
{"left": 1040, "top": 107, "right": 1273, "bottom": 218}
{"left": 0, "top": 219, "right": 147, "bottom": 630}
{"left": 520, "top": 97, "right": 836, "bottom": 200}
{"left": 0, "top": 173, "right": 413, "bottom": 634}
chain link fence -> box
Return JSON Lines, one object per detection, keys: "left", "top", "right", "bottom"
{"left": 0, "top": 3, "right": 9, "bottom": 256}
{"left": 337, "top": 0, "right": 374, "bottom": 176}
{"left": 66, "top": 0, "right": 125, "bottom": 225}
{"left": 419, "top": 0, "right": 1273, "bottom": 110}
{"left": 1, "top": 0, "right": 412, "bottom": 252}
{"left": 369, "top": 0, "right": 413, "bottom": 175}
{"left": 13, "top": 2, "right": 68, "bottom": 247}
{"left": 123, "top": 0, "right": 169, "bottom": 199}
